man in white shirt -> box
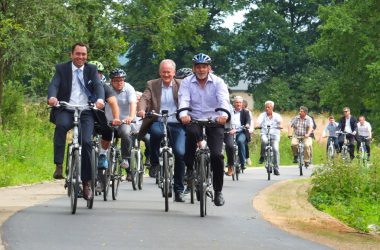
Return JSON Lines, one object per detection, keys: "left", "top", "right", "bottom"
{"left": 356, "top": 115, "right": 372, "bottom": 161}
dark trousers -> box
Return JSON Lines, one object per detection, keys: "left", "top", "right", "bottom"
{"left": 224, "top": 133, "right": 234, "bottom": 166}
{"left": 53, "top": 109, "right": 94, "bottom": 181}
{"left": 338, "top": 134, "right": 356, "bottom": 160}
{"left": 356, "top": 136, "right": 371, "bottom": 156}
{"left": 185, "top": 123, "right": 225, "bottom": 192}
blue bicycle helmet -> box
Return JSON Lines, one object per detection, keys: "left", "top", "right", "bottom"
{"left": 109, "top": 68, "right": 126, "bottom": 79}
{"left": 192, "top": 53, "right": 212, "bottom": 65}
{"left": 175, "top": 67, "right": 193, "bottom": 79}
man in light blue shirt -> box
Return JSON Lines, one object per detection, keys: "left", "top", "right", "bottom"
{"left": 178, "top": 53, "right": 230, "bottom": 206}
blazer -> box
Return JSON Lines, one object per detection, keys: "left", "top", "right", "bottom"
{"left": 237, "top": 108, "right": 251, "bottom": 142}
{"left": 338, "top": 115, "right": 357, "bottom": 133}
{"left": 138, "top": 78, "right": 181, "bottom": 139}
{"left": 48, "top": 61, "right": 104, "bottom": 123}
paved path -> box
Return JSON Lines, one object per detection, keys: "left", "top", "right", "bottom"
{"left": 2, "top": 166, "right": 331, "bottom": 250}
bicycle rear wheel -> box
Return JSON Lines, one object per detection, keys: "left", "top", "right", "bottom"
{"left": 70, "top": 149, "right": 80, "bottom": 214}
{"left": 199, "top": 154, "right": 207, "bottom": 217}
{"left": 103, "top": 151, "right": 112, "bottom": 201}
{"left": 163, "top": 151, "right": 170, "bottom": 212}
{"left": 299, "top": 152, "right": 304, "bottom": 176}
{"left": 111, "top": 155, "right": 121, "bottom": 200}
{"left": 130, "top": 150, "right": 139, "bottom": 191}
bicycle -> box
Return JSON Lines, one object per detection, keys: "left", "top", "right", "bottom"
{"left": 130, "top": 124, "right": 144, "bottom": 191}
{"left": 292, "top": 136, "right": 306, "bottom": 176}
{"left": 357, "top": 136, "right": 369, "bottom": 167}
{"left": 336, "top": 131, "right": 352, "bottom": 163}
{"left": 146, "top": 110, "right": 176, "bottom": 212}
{"left": 256, "top": 125, "right": 281, "bottom": 180}
{"left": 326, "top": 136, "right": 337, "bottom": 165}
{"left": 177, "top": 107, "right": 231, "bottom": 217}
{"left": 225, "top": 125, "right": 247, "bottom": 181}
{"left": 56, "top": 101, "right": 96, "bottom": 214}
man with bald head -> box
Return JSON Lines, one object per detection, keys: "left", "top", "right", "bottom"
{"left": 138, "top": 59, "right": 186, "bottom": 202}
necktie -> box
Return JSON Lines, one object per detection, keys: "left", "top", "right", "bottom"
{"left": 76, "top": 69, "right": 92, "bottom": 99}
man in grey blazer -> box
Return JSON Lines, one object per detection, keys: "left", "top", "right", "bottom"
{"left": 138, "top": 59, "right": 186, "bottom": 202}
{"left": 47, "top": 42, "right": 105, "bottom": 200}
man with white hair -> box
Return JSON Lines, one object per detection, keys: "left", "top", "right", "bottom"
{"left": 255, "top": 101, "right": 283, "bottom": 175}
{"left": 227, "top": 95, "right": 251, "bottom": 174}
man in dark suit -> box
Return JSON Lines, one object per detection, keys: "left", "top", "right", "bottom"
{"left": 47, "top": 42, "right": 105, "bottom": 200}
{"left": 338, "top": 107, "right": 357, "bottom": 160}
{"left": 137, "top": 59, "right": 186, "bottom": 202}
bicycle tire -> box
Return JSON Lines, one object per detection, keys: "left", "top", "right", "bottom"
{"left": 266, "top": 151, "right": 272, "bottom": 181}
{"left": 327, "top": 143, "right": 334, "bottom": 164}
{"left": 70, "top": 149, "right": 80, "bottom": 214}
{"left": 111, "top": 156, "right": 121, "bottom": 201}
{"left": 199, "top": 153, "right": 207, "bottom": 217}
{"left": 358, "top": 145, "right": 367, "bottom": 167}
{"left": 342, "top": 146, "right": 349, "bottom": 163}
{"left": 103, "top": 149, "right": 112, "bottom": 201}
{"left": 87, "top": 146, "right": 96, "bottom": 209}
{"left": 299, "top": 146, "right": 304, "bottom": 176}
{"left": 130, "top": 150, "right": 138, "bottom": 191}
{"left": 232, "top": 149, "right": 237, "bottom": 181}
{"left": 138, "top": 151, "right": 144, "bottom": 190}
{"left": 189, "top": 178, "right": 195, "bottom": 204}
{"left": 163, "top": 151, "right": 170, "bottom": 212}
{"left": 66, "top": 145, "right": 72, "bottom": 197}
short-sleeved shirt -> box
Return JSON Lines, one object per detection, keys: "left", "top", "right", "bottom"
{"left": 257, "top": 112, "right": 283, "bottom": 138}
{"left": 357, "top": 121, "right": 371, "bottom": 137}
{"left": 105, "top": 82, "right": 136, "bottom": 121}
{"left": 323, "top": 122, "right": 339, "bottom": 137}
{"left": 290, "top": 115, "right": 312, "bottom": 136}
{"left": 104, "top": 84, "right": 116, "bottom": 101}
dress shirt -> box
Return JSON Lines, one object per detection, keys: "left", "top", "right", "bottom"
{"left": 160, "top": 80, "right": 178, "bottom": 123}
{"left": 178, "top": 73, "right": 230, "bottom": 120}
{"left": 69, "top": 64, "right": 88, "bottom": 105}
{"left": 257, "top": 112, "right": 282, "bottom": 138}
{"left": 344, "top": 116, "right": 353, "bottom": 133}
{"left": 357, "top": 121, "right": 371, "bottom": 137}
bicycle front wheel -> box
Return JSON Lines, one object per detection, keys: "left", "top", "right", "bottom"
{"left": 163, "top": 151, "right": 170, "bottom": 212}
{"left": 266, "top": 152, "right": 272, "bottom": 181}
{"left": 138, "top": 151, "right": 144, "bottom": 190}
{"left": 111, "top": 149, "right": 121, "bottom": 200}
{"left": 327, "top": 144, "right": 334, "bottom": 164}
{"left": 87, "top": 146, "right": 96, "bottom": 209}
{"left": 298, "top": 150, "right": 304, "bottom": 176}
{"left": 199, "top": 153, "right": 207, "bottom": 217}
{"left": 70, "top": 149, "right": 80, "bottom": 214}
{"left": 130, "top": 150, "right": 139, "bottom": 191}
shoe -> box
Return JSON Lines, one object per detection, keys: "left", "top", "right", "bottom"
{"left": 240, "top": 164, "right": 246, "bottom": 171}
{"left": 149, "top": 165, "right": 157, "bottom": 178}
{"left": 97, "top": 154, "right": 108, "bottom": 169}
{"left": 214, "top": 191, "right": 225, "bottom": 206}
{"left": 305, "top": 162, "right": 310, "bottom": 168}
{"left": 246, "top": 158, "right": 252, "bottom": 166}
{"left": 53, "top": 164, "right": 64, "bottom": 179}
{"left": 293, "top": 156, "right": 298, "bottom": 163}
{"left": 145, "top": 158, "right": 151, "bottom": 166}
{"left": 82, "top": 181, "right": 93, "bottom": 200}
{"left": 258, "top": 156, "right": 264, "bottom": 164}
{"left": 274, "top": 169, "right": 280, "bottom": 176}
{"left": 126, "top": 169, "right": 132, "bottom": 181}
{"left": 120, "top": 159, "right": 129, "bottom": 169}
{"left": 175, "top": 192, "right": 185, "bottom": 202}
{"left": 227, "top": 166, "right": 233, "bottom": 176}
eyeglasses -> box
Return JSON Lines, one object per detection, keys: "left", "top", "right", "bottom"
{"left": 343, "top": 110, "right": 348, "bottom": 113}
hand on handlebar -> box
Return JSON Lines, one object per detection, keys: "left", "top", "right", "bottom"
{"left": 137, "top": 110, "right": 145, "bottom": 118}
{"left": 216, "top": 116, "right": 228, "bottom": 125}
{"left": 111, "top": 118, "right": 121, "bottom": 126}
{"left": 180, "top": 115, "right": 191, "bottom": 125}
{"left": 229, "top": 128, "right": 237, "bottom": 135}
{"left": 95, "top": 99, "right": 105, "bottom": 109}
{"left": 123, "top": 116, "right": 134, "bottom": 125}
{"left": 48, "top": 97, "right": 58, "bottom": 107}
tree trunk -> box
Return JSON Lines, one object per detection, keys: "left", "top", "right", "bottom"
{"left": 0, "top": 51, "right": 4, "bottom": 126}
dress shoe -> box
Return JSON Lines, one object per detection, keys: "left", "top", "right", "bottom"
{"left": 214, "top": 191, "right": 225, "bottom": 206}
{"left": 293, "top": 156, "right": 298, "bottom": 163}
{"left": 274, "top": 169, "right": 280, "bottom": 176}
{"left": 241, "top": 164, "right": 246, "bottom": 170}
{"left": 258, "top": 156, "right": 264, "bottom": 164}
{"left": 175, "top": 192, "right": 185, "bottom": 202}
{"left": 82, "top": 181, "right": 93, "bottom": 200}
{"left": 53, "top": 164, "right": 64, "bottom": 179}
{"left": 227, "top": 166, "right": 233, "bottom": 176}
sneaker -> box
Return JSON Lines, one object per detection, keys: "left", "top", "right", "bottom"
{"left": 183, "top": 186, "right": 191, "bottom": 195}
{"left": 305, "top": 162, "right": 310, "bottom": 168}
{"left": 226, "top": 166, "right": 233, "bottom": 176}
{"left": 246, "top": 158, "right": 252, "bottom": 166}
{"left": 274, "top": 169, "right": 280, "bottom": 176}
{"left": 120, "top": 159, "right": 129, "bottom": 169}
{"left": 293, "top": 156, "right": 298, "bottom": 163}
{"left": 97, "top": 154, "right": 108, "bottom": 169}
{"left": 214, "top": 191, "right": 225, "bottom": 206}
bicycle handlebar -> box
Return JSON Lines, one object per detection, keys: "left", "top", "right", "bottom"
{"left": 176, "top": 107, "right": 231, "bottom": 123}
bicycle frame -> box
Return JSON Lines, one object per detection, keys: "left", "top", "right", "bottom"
{"left": 337, "top": 131, "right": 351, "bottom": 163}
{"left": 358, "top": 136, "right": 369, "bottom": 167}
{"left": 295, "top": 136, "right": 305, "bottom": 176}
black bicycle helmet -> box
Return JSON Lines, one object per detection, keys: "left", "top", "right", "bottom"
{"left": 175, "top": 67, "right": 193, "bottom": 79}
{"left": 192, "top": 53, "right": 212, "bottom": 65}
{"left": 109, "top": 68, "right": 126, "bottom": 79}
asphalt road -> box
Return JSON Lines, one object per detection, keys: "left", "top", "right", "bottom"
{"left": 2, "top": 166, "right": 331, "bottom": 250}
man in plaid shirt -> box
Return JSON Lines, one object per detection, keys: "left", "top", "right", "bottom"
{"left": 288, "top": 106, "right": 313, "bottom": 167}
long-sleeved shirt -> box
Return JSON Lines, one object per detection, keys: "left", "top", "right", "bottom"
{"left": 178, "top": 73, "right": 230, "bottom": 120}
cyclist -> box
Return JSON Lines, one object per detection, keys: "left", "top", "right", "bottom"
{"left": 243, "top": 100, "right": 254, "bottom": 166}
{"left": 134, "top": 91, "right": 151, "bottom": 167}
{"left": 178, "top": 53, "right": 230, "bottom": 206}
{"left": 137, "top": 59, "right": 186, "bottom": 202}
{"left": 227, "top": 96, "right": 251, "bottom": 174}
{"left": 47, "top": 42, "right": 105, "bottom": 200}
{"left": 88, "top": 60, "right": 107, "bottom": 83}
{"left": 356, "top": 115, "right": 372, "bottom": 161}
{"left": 288, "top": 106, "right": 313, "bottom": 167}
{"left": 98, "top": 68, "right": 137, "bottom": 180}
{"left": 337, "top": 107, "right": 357, "bottom": 160}
{"left": 255, "top": 101, "right": 283, "bottom": 175}
{"left": 321, "top": 116, "right": 339, "bottom": 153}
